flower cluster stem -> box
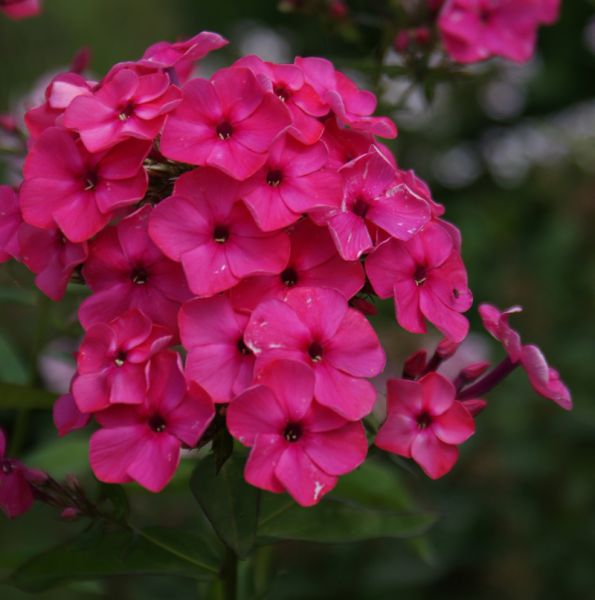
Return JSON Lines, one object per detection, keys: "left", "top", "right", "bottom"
{"left": 457, "top": 356, "right": 518, "bottom": 400}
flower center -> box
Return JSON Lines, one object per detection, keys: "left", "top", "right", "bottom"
{"left": 114, "top": 351, "right": 126, "bottom": 367}
{"left": 414, "top": 265, "right": 427, "bottom": 286}
{"left": 308, "top": 341, "right": 324, "bottom": 362}
{"left": 283, "top": 422, "right": 302, "bottom": 442}
{"left": 84, "top": 171, "right": 98, "bottom": 191}
{"left": 352, "top": 197, "right": 369, "bottom": 218}
{"left": 131, "top": 267, "right": 148, "bottom": 285}
{"left": 280, "top": 267, "right": 298, "bottom": 287}
{"left": 216, "top": 121, "right": 233, "bottom": 140}
{"left": 417, "top": 411, "right": 432, "bottom": 430}
{"left": 266, "top": 169, "right": 283, "bottom": 188}
{"left": 1, "top": 460, "right": 13, "bottom": 475}
{"left": 213, "top": 225, "right": 229, "bottom": 244}
{"left": 273, "top": 85, "right": 290, "bottom": 102}
{"left": 237, "top": 338, "right": 252, "bottom": 356}
{"left": 148, "top": 415, "right": 167, "bottom": 433}
{"left": 118, "top": 103, "right": 135, "bottom": 121}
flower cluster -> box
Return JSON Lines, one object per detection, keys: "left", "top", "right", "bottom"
{"left": 0, "top": 29, "right": 571, "bottom": 511}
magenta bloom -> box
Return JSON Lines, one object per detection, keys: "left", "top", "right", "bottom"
{"left": 79, "top": 206, "right": 191, "bottom": 333}
{"left": 64, "top": 69, "right": 181, "bottom": 153}
{"left": 366, "top": 220, "right": 473, "bottom": 342}
{"left": 324, "top": 148, "right": 431, "bottom": 260}
{"left": 227, "top": 360, "right": 367, "bottom": 506}
{"left": 25, "top": 73, "right": 92, "bottom": 140}
{"left": 149, "top": 168, "right": 290, "bottom": 297}
{"left": 0, "top": 0, "right": 41, "bottom": 20}
{"left": 0, "top": 185, "right": 21, "bottom": 262}
{"left": 72, "top": 309, "right": 172, "bottom": 413}
{"left": 438, "top": 0, "right": 555, "bottom": 64}
{"left": 160, "top": 67, "right": 292, "bottom": 181}
{"left": 179, "top": 296, "right": 254, "bottom": 404}
{"left": 229, "top": 218, "right": 364, "bottom": 312}
{"left": 90, "top": 351, "right": 214, "bottom": 492}
{"left": 139, "top": 31, "right": 228, "bottom": 79}
{"left": 0, "top": 430, "right": 45, "bottom": 519}
{"left": 295, "top": 57, "right": 397, "bottom": 139}
{"left": 234, "top": 55, "right": 327, "bottom": 145}
{"left": 375, "top": 373, "right": 475, "bottom": 479}
{"left": 53, "top": 392, "right": 90, "bottom": 437}
{"left": 19, "top": 224, "right": 88, "bottom": 300}
{"left": 241, "top": 135, "right": 341, "bottom": 231}
{"left": 245, "top": 287, "right": 385, "bottom": 421}
{"left": 20, "top": 128, "right": 149, "bottom": 242}
{"left": 479, "top": 303, "right": 572, "bottom": 410}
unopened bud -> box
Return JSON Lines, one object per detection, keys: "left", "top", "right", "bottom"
{"left": 393, "top": 31, "right": 411, "bottom": 53}
{"left": 460, "top": 361, "right": 491, "bottom": 382}
{"left": 460, "top": 398, "right": 487, "bottom": 417}
{"left": 403, "top": 350, "right": 427, "bottom": 379}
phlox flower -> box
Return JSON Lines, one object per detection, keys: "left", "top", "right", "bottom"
{"left": 53, "top": 391, "right": 90, "bottom": 437}
{"left": 375, "top": 373, "right": 475, "bottom": 479}
{"left": 479, "top": 303, "right": 572, "bottom": 410}
{"left": 149, "top": 167, "right": 290, "bottom": 297}
{"left": 229, "top": 218, "right": 364, "bottom": 312}
{"left": 72, "top": 309, "right": 172, "bottom": 413}
{"left": 179, "top": 295, "right": 254, "bottom": 404}
{"left": 64, "top": 69, "right": 181, "bottom": 153}
{"left": 0, "top": 185, "right": 20, "bottom": 262}
{"left": 241, "top": 135, "right": 342, "bottom": 231}
{"left": 366, "top": 219, "right": 473, "bottom": 343}
{"left": 438, "top": 0, "right": 557, "bottom": 64}
{"left": 90, "top": 351, "right": 215, "bottom": 492}
{"left": 245, "top": 286, "right": 385, "bottom": 421}
{"left": 227, "top": 360, "right": 368, "bottom": 506}
{"left": 233, "top": 55, "right": 327, "bottom": 145}
{"left": 295, "top": 57, "right": 397, "bottom": 139}
{"left": 0, "top": 0, "right": 41, "bottom": 20}
{"left": 160, "top": 67, "right": 292, "bottom": 181}
{"left": 324, "top": 148, "right": 431, "bottom": 260}
{"left": 20, "top": 128, "right": 150, "bottom": 242}
{"left": 18, "top": 224, "right": 88, "bottom": 300}
{"left": 79, "top": 205, "right": 191, "bottom": 333}
{"left": 0, "top": 430, "right": 46, "bottom": 519}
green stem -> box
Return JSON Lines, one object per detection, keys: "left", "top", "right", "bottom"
{"left": 220, "top": 547, "right": 238, "bottom": 600}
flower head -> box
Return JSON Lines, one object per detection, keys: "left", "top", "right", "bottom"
{"left": 375, "top": 373, "right": 475, "bottom": 479}
{"left": 227, "top": 360, "right": 367, "bottom": 506}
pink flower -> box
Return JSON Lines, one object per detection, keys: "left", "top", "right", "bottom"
{"left": 79, "top": 206, "right": 191, "bottom": 333}
{"left": 234, "top": 55, "right": 327, "bottom": 145}
{"left": 479, "top": 303, "right": 572, "bottom": 410}
{"left": 179, "top": 296, "right": 254, "bottom": 404}
{"left": 0, "top": 185, "right": 21, "bottom": 262}
{"left": 0, "top": 430, "right": 45, "bottom": 519}
{"left": 72, "top": 309, "right": 172, "bottom": 413}
{"left": 438, "top": 0, "right": 554, "bottom": 64}
{"left": 139, "top": 31, "right": 228, "bottom": 81}
{"left": 245, "top": 287, "right": 385, "bottom": 421}
{"left": 0, "top": 0, "right": 41, "bottom": 20}
{"left": 375, "top": 373, "right": 475, "bottom": 479}
{"left": 366, "top": 220, "right": 473, "bottom": 342}
{"left": 160, "top": 67, "right": 292, "bottom": 181}
{"left": 324, "top": 148, "right": 431, "bottom": 260}
{"left": 25, "top": 73, "right": 92, "bottom": 140}
{"left": 53, "top": 392, "right": 90, "bottom": 437}
{"left": 64, "top": 69, "right": 181, "bottom": 153}
{"left": 20, "top": 128, "right": 149, "bottom": 242}
{"left": 148, "top": 168, "right": 290, "bottom": 297}
{"left": 229, "top": 218, "right": 364, "bottom": 312}
{"left": 539, "top": 0, "right": 560, "bottom": 24}
{"left": 241, "top": 135, "right": 341, "bottom": 231}
{"left": 90, "top": 351, "right": 214, "bottom": 492}
{"left": 19, "top": 224, "right": 88, "bottom": 300}
{"left": 295, "top": 57, "right": 397, "bottom": 138}
{"left": 227, "top": 360, "right": 367, "bottom": 506}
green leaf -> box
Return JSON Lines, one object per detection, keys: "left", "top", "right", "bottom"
{"left": 0, "top": 334, "right": 28, "bottom": 385}
{"left": 257, "top": 459, "right": 436, "bottom": 544}
{"left": 0, "top": 287, "right": 36, "bottom": 306}
{"left": 10, "top": 523, "right": 220, "bottom": 593}
{"left": 190, "top": 452, "right": 260, "bottom": 559}
{"left": 0, "top": 382, "right": 56, "bottom": 409}
{"left": 24, "top": 434, "right": 89, "bottom": 478}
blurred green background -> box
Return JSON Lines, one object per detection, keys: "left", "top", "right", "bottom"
{"left": 1, "top": 0, "right": 594, "bottom": 598}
